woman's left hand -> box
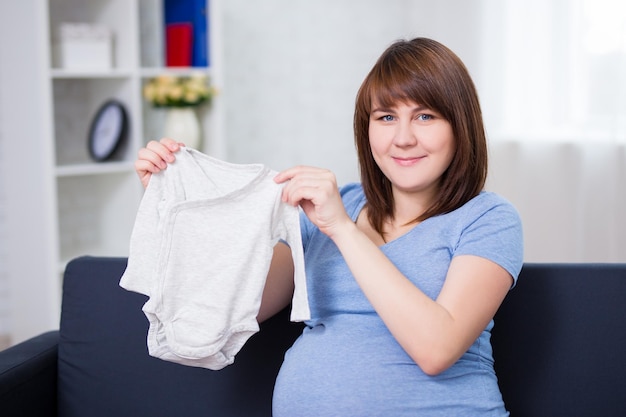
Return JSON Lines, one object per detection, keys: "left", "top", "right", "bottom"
{"left": 274, "top": 166, "right": 352, "bottom": 239}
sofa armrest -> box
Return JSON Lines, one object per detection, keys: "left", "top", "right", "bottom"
{"left": 0, "top": 330, "right": 59, "bottom": 417}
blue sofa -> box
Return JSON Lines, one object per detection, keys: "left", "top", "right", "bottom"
{"left": 1, "top": 257, "right": 625, "bottom": 416}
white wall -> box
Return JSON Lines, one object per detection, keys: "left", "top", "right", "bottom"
{"left": 220, "top": 0, "right": 482, "bottom": 185}
{"left": 0, "top": 0, "right": 61, "bottom": 344}
{"left": 0, "top": 53, "right": 9, "bottom": 337}
{"left": 0, "top": 0, "right": 623, "bottom": 343}
{"left": 219, "top": 0, "right": 626, "bottom": 263}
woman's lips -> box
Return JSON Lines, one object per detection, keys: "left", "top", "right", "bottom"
{"left": 392, "top": 156, "right": 424, "bottom": 166}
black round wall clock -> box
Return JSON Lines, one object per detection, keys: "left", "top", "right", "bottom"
{"left": 88, "top": 99, "right": 128, "bottom": 162}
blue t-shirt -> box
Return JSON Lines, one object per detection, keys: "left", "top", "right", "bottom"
{"left": 273, "top": 183, "right": 523, "bottom": 416}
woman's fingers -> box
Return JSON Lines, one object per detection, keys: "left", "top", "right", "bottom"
{"left": 135, "top": 138, "right": 185, "bottom": 188}
{"left": 137, "top": 146, "right": 166, "bottom": 170}
{"left": 275, "top": 166, "right": 349, "bottom": 237}
{"left": 146, "top": 138, "right": 181, "bottom": 161}
{"left": 275, "top": 166, "right": 336, "bottom": 205}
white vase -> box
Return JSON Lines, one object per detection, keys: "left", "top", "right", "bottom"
{"left": 163, "top": 107, "right": 201, "bottom": 149}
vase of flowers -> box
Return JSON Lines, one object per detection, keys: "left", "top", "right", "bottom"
{"left": 162, "top": 107, "right": 201, "bottom": 148}
{"left": 142, "top": 73, "right": 215, "bottom": 149}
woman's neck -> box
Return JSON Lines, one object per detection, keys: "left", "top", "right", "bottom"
{"left": 390, "top": 186, "right": 437, "bottom": 226}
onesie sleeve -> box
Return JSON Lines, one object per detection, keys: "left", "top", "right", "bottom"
{"left": 453, "top": 194, "right": 524, "bottom": 286}
{"left": 272, "top": 187, "right": 311, "bottom": 322}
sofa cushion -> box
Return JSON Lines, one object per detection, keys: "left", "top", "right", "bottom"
{"left": 57, "top": 256, "right": 302, "bottom": 417}
{"left": 492, "top": 263, "right": 626, "bottom": 417}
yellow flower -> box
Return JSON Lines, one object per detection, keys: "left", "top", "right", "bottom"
{"left": 168, "top": 85, "right": 184, "bottom": 100}
{"left": 143, "top": 74, "right": 215, "bottom": 108}
{"left": 156, "top": 74, "right": 177, "bottom": 85}
{"left": 184, "top": 91, "right": 199, "bottom": 102}
{"left": 143, "top": 83, "right": 155, "bottom": 101}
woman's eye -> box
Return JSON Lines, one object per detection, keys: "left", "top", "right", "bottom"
{"left": 381, "top": 115, "right": 394, "bottom": 121}
{"left": 417, "top": 114, "right": 434, "bottom": 121}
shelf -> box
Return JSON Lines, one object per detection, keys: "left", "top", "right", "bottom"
{"left": 57, "top": 172, "right": 140, "bottom": 264}
{"left": 56, "top": 161, "right": 136, "bottom": 177}
{"left": 50, "top": 68, "right": 135, "bottom": 79}
{"left": 1, "top": 0, "right": 221, "bottom": 347}
{"left": 52, "top": 77, "right": 136, "bottom": 166}
{"left": 140, "top": 66, "right": 212, "bottom": 78}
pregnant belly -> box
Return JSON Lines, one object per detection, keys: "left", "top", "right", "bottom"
{"left": 272, "top": 315, "right": 506, "bottom": 417}
{"left": 272, "top": 315, "right": 427, "bottom": 416}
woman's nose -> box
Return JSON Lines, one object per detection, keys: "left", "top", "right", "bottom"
{"left": 392, "top": 121, "right": 417, "bottom": 147}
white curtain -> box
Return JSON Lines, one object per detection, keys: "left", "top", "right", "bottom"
{"left": 487, "top": 140, "right": 626, "bottom": 262}
{"left": 479, "top": 0, "right": 626, "bottom": 262}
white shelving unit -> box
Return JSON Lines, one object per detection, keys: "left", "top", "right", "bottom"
{"left": 0, "top": 0, "right": 223, "bottom": 344}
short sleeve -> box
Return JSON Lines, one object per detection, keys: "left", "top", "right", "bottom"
{"left": 454, "top": 195, "right": 524, "bottom": 286}
{"left": 299, "top": 209, "right": 315, "bottom": 251}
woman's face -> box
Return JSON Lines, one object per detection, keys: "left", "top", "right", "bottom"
{"left": 368, "top": 100, "right": 456, "bottom": 200}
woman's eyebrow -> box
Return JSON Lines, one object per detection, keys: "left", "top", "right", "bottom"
{"left": 371, "top": 104, "right": 429, "bottom": 113}
{"left": 370, "top": 104, "right": 397, "bottom": 113}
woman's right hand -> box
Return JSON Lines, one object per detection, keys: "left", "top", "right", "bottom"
{"left": 135, "top": 137, "right": 185, "bottom": 188}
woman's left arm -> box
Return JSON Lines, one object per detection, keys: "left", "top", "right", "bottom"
{"left": 332, "top": 225, "right": 512, "bottom": 376}
{"left": 276, "top": 166, "right": 513, "bottom": 376}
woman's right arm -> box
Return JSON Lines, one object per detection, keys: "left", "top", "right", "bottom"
{"left": 134, "top": 137, "right": 184, "bottom": 188}
{"left": 257, "top": 242, "right": 296, "bottom": 323}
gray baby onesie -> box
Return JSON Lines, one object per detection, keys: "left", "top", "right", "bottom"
{"left": 120, "top": 147, "right": 309, "bottom": 370}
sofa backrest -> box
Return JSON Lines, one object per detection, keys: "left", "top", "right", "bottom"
{"left": 58, "top": 257, "right": 626, "bottom": 417}
{"left": 492, "top": 263, "right": 626, "bottom": 417}
{"left": 57, "top": 256, "right": 302, "bottom": 417}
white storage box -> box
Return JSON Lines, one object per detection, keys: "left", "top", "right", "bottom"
{"left": 55, "top": 23, "right": 113, "bottom": 70}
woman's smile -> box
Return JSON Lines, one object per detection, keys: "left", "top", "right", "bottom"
{"left": 392, "top": 155, "right": 425, "bottom": 166}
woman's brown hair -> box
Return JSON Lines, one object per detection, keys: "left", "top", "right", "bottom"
{"left": 354, "top": 37, "right": 487, "bottom": 236}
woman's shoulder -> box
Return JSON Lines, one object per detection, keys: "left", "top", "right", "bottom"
{"left": 460, "top": 191, "right": 520, "bottom": 221}
{"left": 339, "top": 182, "right": 363, "bottom": 196}
{"left": 339, "top": 183, "right": 366, "bottom": 213}
{"left": 454, "top": 192, "right": 524, "bottom": 281}
{"left": 434, "top": 191, "right": 523, "bottom": 240}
